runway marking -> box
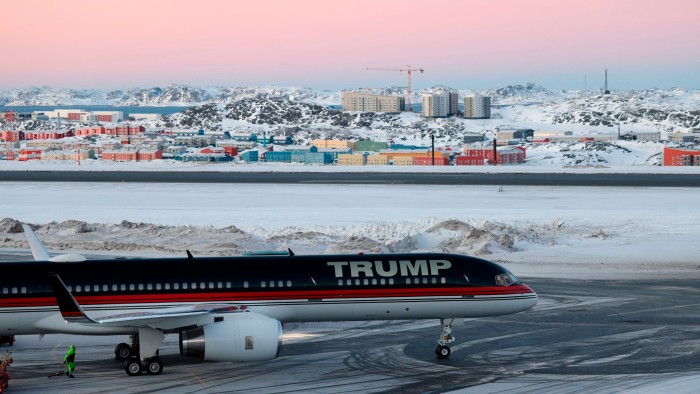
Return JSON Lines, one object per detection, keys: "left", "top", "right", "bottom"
{"left": 607, "top": 302, "right": 700, "bottom": 316}
{"left": 450, "top": 328, "right": 558, "bottom": 352}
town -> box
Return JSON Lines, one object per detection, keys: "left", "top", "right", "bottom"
{"left": 1, "top": 100, "right": 699, "bottom": 166}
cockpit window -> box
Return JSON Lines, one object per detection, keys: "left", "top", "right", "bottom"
{"left": 495, "top": 272, "right": 519, "bottom": 286}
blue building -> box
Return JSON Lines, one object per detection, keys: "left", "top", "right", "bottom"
{"left": 317, "top": 148, "right": 352, "bottom": 163}
{"left": 240, "top": 150, "right": 259, "bottom": 162}
{"left": 304, "top": 152, "right": 334, "bottom": 164}
{"left": 286, "top": 145, "right": 318, "bottom": 162}
{"left": 265, "top": 151, "right": 292, "bottom": 163}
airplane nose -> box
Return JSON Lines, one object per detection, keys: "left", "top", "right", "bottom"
{"left": 521, "top": 284, "right": 538, "bottom": 309}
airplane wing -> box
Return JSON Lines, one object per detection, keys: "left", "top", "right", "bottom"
{"left": 49, "top": 273, "right": 250, "bottom": 331}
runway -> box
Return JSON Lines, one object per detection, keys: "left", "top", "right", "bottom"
{"left": 3, "top": 278, "right": 700, "bottom": 393}
{"left": 2, "top": 171, "right": 700, "bottom": 187}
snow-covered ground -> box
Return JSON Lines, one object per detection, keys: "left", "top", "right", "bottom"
{"left": 1, "top": 181, "right": 698, "bottom": 281}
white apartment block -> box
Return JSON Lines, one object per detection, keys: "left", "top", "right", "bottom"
{"left": 464, "top": 94, "right": 491, "bottom": 119}
{"left": 421, "top": 92, "right": 449, "bottom": 118}
{"left": 341, "top": 92, "right": 405, "bottom": 113}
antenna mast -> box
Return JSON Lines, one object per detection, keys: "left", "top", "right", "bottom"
{"left": 604, "top": 68, "right": 610, "bottom": 94}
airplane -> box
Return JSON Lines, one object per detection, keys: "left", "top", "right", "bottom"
{"left": 0, "top": 225, "right": 538, "bottom": 376}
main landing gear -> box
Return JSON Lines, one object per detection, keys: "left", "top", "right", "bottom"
{"left": 114, "top": 329, "right": 165, "bottom": 376}
{"left": 435, "top": 318, "right": 455, "bottom": 359}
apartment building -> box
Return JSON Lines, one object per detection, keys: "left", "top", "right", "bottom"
{"left": 341, "top": 92, "right": 405, "bottom": 113}
{"left": 421, "top": 92, "right": 449, "bottom": 118}
{"left": 464, "top": 94, "right": 491, "bottom": 119}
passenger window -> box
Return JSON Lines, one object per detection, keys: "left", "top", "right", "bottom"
{"left": 67, "top": 286, "right": 72, "bottom": 292}
{"left": 156, "top": 283, "right": 161, "bottom": 290}
{"left": 422, "top": 278, "right": 428, "bottom": 284}
{"left": 431, "top": 277, "right": 437, "bottom": 284}
{"left": 346, "top": 279, "right": 352, "bottom": 286}
{"left": 269, "top": 281, "right": 275, "bottom": 288}
{"left": 76, "top": 285, "right": 82, "bottom": 292}
{"left": 363, "top": 279, "right": 368, "bottom": 285}
{"left": 200, "top": 282, "right": 206, "bottom": 289}
{"left": 243, "top": 281, "right": 249, "bottom": 288}
{"left": 11, "top": 287, "right": 17, "bottom": 294}
{"left": 207, "top": 282, "right": 213, "bottom": 289}
{"left": 1, "top": 288, "right": 7, "bottom": 295}
{"left": 354, "top": 279, "right": 360, "bottom": 286}
{"left": 129, "top": 284, "right": 135, "bottom": 291}
{"left": 138, "top": 284, "right": 144, "bottom": 291}
{"left": 286, "top": 280, "right": 292, "bottom": 287}
{"left": 261, "top": 282, "right": 266, "bottom": 288}
{"left": 182, "top": 283, "right": 188, "bottom": 290}
{"left": 389, "top": 278, "right": 394, "bottom": 285}
{"left": 93, "top": 285, "right": 99, "bottom": 292}
{"left": 440, "top": 277, "right": 446, "bottom": 284}
{"left": 103, "top": 285, "right": 109, "bottom": 292}
{"left": 164, "top": 283, "right": 170, "bottom": 290}
{"left": 380, "top": 279, "right": 386, "bottom": 285}
{"left": 147, "top": 284, "right": 153, "bottom": 290}
{"left": 192, "top": 283, "right": 197, "bottom": 289}
{"left": 405, "top": 278, "right": 411, "bottom": 285}
{"left": 174, "top": 283, "right": 180, "bottom": 290}
{"left": 217, "top": 282, "right": 223, "bottom": 289}
{"left": 226, "top": 282, "right": 232, "bottom": 288}
{"left": 278, "top": 281, "right": 283, "bottom": 287}
{"left": 120, "top": 284, "right": 126, "bottom": 291}
{"left": 112, "top": 284, "right": 117, "bottom": 291}
{"left": 372, "top": 279, "right": 377, "bottom": 285}
{"left": 21, "top": 287, "right": 27, "bottom": 294}
{"left": 338, "top": 279, "right": 343, "bottom": 286}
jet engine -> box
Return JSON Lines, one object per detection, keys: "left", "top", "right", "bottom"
{"left": 179, "top": 312, "right": 282, "bottom": 362}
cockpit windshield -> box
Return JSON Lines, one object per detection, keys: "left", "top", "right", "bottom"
{"left": 495, "top": 272, "right": 520, "bottom": 286}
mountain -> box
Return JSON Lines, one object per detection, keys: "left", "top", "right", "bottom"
{"left": 0, "top": 85, "right": 339, "bottom": 107}
{"left": 481, "top": 82, "right": 561, "bottom": 104}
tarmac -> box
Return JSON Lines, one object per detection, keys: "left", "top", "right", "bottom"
{"left": 3, "top": 277, "right": 700, "bottom": 393}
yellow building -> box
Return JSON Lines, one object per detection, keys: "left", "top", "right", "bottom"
{"left": 311, "top": 139, "right": 356, "bottom": 150}
{"left": 337, "top": 154, "right": 366, "bottom": 165}
{"left": 392, "top": 156, "right": 414, "bottom": 165}
{"left": 366, "top": 154, "right": 389, "bottom": 165}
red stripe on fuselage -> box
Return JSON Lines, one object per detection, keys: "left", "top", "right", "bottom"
{"left": 0, "top": 285, "right": 535, "bottom": 308}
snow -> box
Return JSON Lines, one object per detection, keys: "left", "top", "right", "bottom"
{"left": 1, "top": 180, "right": 698, "bottom": 281}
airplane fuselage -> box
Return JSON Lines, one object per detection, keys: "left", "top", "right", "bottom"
{"left": 0, "top": 252, "right": 537, "bottom": 335}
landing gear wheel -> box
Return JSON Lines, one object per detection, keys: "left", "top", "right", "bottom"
{"left": 145, "top": 358, "right": 163, "bottom": 375}
{"left": 115, "top": 343, "right": 132, "bottom": 360}
{"left": 436, "top": 345, "right": 451, "bottom": 359}
{"left": 124, "top": 357, "right": 143, "bottom": 376}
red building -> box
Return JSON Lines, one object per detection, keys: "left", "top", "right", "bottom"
{"left": 455, "top": 147, "right": 526, "bottom": 165}
{"left": 663, "top": 147, "right": 700, "bottom": 166}
{"left": 18, "top": 149, "right": 42, "bottom": 161}
{"left": 136, "top": 150, "right": 163, "bottom": 161}
{"left": 1, "top": 131, "right": 24, "bottom": 142}
{"left": 4, "top": 110, "right": 14, "bottom": 123}
{"left": 222, "top": 146, "right": 238, "bottom": 156}
{"left": 23, "top": 130, "right": 71, "bottom": 140}
{"left": 102, "top": 150, "right": 138, "bottom": 161}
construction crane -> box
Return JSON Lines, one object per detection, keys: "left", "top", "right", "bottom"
{"left": 366, "top": 65, "right": 424, "bottom": 111}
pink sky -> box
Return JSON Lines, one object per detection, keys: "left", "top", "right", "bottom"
{"left": 2, "top": 0, "right": 699, "bottom": 90}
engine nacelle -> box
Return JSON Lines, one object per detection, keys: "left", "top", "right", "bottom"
{"left": 179, "top": 312, "right": 282, "bottom": 362}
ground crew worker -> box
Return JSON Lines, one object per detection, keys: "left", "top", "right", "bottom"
{"left": 63, "top": 345, "right": 76, "bottom": 378}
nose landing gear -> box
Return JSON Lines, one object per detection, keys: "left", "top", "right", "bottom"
{"left": 435, "top": 318, "right": 455, "bottom": 359}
